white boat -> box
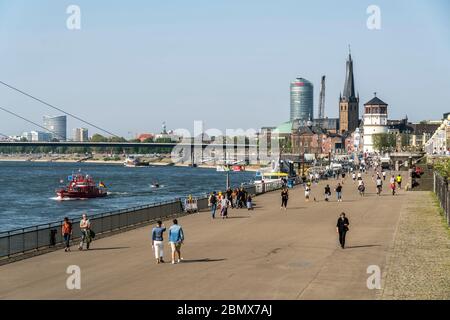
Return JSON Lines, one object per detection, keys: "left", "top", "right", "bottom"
{"left": 124, "top": 155, "right": 149, "bottom": 167}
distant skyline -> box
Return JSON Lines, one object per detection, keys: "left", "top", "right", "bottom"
{"left": 0, "top": 0, "right": 449, "bottom": 138}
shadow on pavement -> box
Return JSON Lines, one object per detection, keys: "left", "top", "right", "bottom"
{"left": 86, "top": 246, "right": 130, "bottom": 251}
{"left": 344, "top": 245, "right": 381, "bottom": 249}
{"left": 179, "top": 258, "right": 226, "bottom": 263}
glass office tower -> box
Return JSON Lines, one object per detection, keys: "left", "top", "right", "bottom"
{"left": 43, "top": 115, "right": 67, "bottom": 141}
{"left": 290, "top": 78, "right": 314, "bottom": 122}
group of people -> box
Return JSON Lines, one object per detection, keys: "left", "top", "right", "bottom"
{"left": 59, "top": 165, "right": 404, "bottom": 261}
{"left": 61, "top": 213, "right": 94, "bottom": 252}
{"left": 373, "top": 171, "right": 403, "bottom": 196}
{"left": 208, "top": 187, "right": 253, "bottom": 219}
{"left": 151, "top": 219, "right": 185, "bottom": 264}
{"left": 60, "top": 213, "right": 185, "bottom": 265}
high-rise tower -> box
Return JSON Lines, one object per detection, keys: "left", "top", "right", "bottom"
{"left": 290, "top": 77, "right": 313, "bottom": 122}
{"left": 339, "top": 49, "right": 359, "bottom": 133}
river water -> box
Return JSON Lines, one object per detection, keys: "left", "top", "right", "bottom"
{"left": 0, "top": 162, "right": 255, "bottom": 232}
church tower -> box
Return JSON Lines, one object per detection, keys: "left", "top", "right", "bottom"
{"left": 339, "top": 49, "right": 359, "bottom": 134}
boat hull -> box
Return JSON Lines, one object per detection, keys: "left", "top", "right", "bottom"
{"left": 57, "top": 191, "right": 107, "bottom": 199}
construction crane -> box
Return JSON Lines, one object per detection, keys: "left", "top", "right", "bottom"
{"left": 318, "top": 75, "right": 326, "bottom": 119}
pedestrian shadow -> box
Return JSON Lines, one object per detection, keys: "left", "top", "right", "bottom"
{"left": 344, "top": 245, "right": 381, "bottom": 249}
{"left": 287, "top": 207, "right": 306, "bottom": 210}
{"left": 179, "top": 258, "right": 226, "bottom": 263}
{"left": 227, "top": 216, "right": 251, "bottom": 219}
{"left": 86, "top": 246, "right": 130, "bottom": 251}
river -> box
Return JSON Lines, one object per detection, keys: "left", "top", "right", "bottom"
{"left": 0, "top": 162, "right": 255, "bottom": 232}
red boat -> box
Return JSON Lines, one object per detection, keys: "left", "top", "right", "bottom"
{"left": 57, "top": 173, "right": 107, "bottom": 199}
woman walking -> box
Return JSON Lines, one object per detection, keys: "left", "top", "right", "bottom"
{"left": 335, "top": 183, "right": 343, "bottom": 202}
{"left": 358, "top": 181, "right": 365, "bottom": 197}
{"left": 246, "top": 195, "right": 253, "bottom": 210}
{"left": 305, "top": 185, "right": 311, "bottom": 202}
{"left": 390, "top": 176, "right": 397, "bottom": 196}
{"left": 280, "top": 187, "right": 289, "bottom": 210}
{"left": 62, "top": 217, "right": 73, "bottom": 252}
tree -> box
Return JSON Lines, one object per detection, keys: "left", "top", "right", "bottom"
{"left": 91, "top": 134, "right": 108, "bottom": 142}
{"left": 434, "top": 158, "right": 450, "bottom": 178}
{"left": 372, "top": 133, "right": 396, "bottom": 152}
{"left": 155, "top": 137, "right": 172, "bottom": 143}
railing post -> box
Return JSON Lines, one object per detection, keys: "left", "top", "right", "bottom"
{"left": 7, "top": 231, "right": 10, "bottom": 257}
{"left": 22, "top": 228, "right": 25, "bottom": 254}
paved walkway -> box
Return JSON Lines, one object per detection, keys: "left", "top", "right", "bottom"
{"left": 380, "top": 191, "right": 450, "bottom": 299}
{"left": 0, "top": 173, "right": 443, "bottom": 299}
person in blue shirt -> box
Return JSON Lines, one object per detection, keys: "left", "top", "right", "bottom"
{"left": 168, "top": 219, "right": 184, "bottom": 264}
{"left": 152, "top": 220, "right": 166, "bottom": 264}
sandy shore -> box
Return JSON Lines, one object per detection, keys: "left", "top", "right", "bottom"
{"left": 0, "top": 157, "right": 261, "bottom": 171}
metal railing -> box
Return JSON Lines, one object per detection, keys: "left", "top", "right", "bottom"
{"left": 0, "top": 200, "right": 183, "bottom": 258}
{"left": 433, "top": 172, "right": 450, "bottom": 227}
{"left": 0, "top": 181, "right": 279, "bottom": 259}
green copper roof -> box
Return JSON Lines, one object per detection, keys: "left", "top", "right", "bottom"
{"left": 274, "top": 121, "right": 293, "bottom": 134}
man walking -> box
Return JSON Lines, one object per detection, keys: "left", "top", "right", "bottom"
{"left": 324, "top": 184, "right": 331, "bottom": 202}
{"left": 335, "top": 183, "right": 343, "bottom": 202}
{"left": 169, "top": 219, "right": 184, "bottom": 264}
{"left": 152, "top": 220, "right": 166, "bottom": 264}
{"left": 336, "top": 212, "right": 350, "bottom": 249}
{"left": 280, "top": 187, "right": 289, "bottom": 210}
{"left": 78, "top": 213, "right": 92, "bottom": 250}
{"left": 209, "top": 192, "right": 217, "bottom": 219}
{"left": 396, "top": 174, "right": 402, "bottom": 190}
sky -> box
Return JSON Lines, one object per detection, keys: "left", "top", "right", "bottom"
{"left": 0, "top": 0, "right": 449, "bottom": 138}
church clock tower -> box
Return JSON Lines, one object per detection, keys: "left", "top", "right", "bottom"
{"left": 339, "top": 49, "right": 359, "bottom": 134}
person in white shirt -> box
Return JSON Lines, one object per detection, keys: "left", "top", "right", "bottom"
{"left": 79, "top": 213, "right": 91, "bottom": 250}
{"left": 376, "top": 176, "right": 383, "bottom": 195}
{"left": 220, "top": 197, "right": 231, "bottom": 219}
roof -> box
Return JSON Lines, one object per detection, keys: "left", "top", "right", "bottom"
{"left": 364, "top": 96, "right": 388, "bottom": 106}
{"left": 273, "top": 121, "right": 293, "bottom": 134}
{"left": 342, "top": 54, "right": 356, "bottom": 100}
{"left": 297, "top": 126, "right": 326, "bottom": 135}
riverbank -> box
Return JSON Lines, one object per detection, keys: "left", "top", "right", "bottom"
{"left": 0, "top": 171, "right": 414, "bottom": 299}
{"left": 0, "top": 156, "right": 262, "bottom": 171}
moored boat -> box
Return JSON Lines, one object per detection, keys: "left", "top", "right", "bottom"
{"left": 124, "top": 155, "right": 149, "bottom": 167}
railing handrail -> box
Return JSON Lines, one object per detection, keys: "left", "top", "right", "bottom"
{"left": 0, "top": 182, "right": 258, "bottom": 237}
{"left": 0, "top": 198, "right": 182, "bottom": 237}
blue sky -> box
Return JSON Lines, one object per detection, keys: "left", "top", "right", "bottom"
{"left": 0, "top": 0, "right": 449, "bottom": 138}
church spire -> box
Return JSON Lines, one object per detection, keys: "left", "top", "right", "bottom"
{"left": 343, "top": 47, "right": 356, "bottom": 100}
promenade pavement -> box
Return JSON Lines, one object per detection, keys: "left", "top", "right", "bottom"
{"left": 0, "top": 172, "right": 422, "bottom": 299}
